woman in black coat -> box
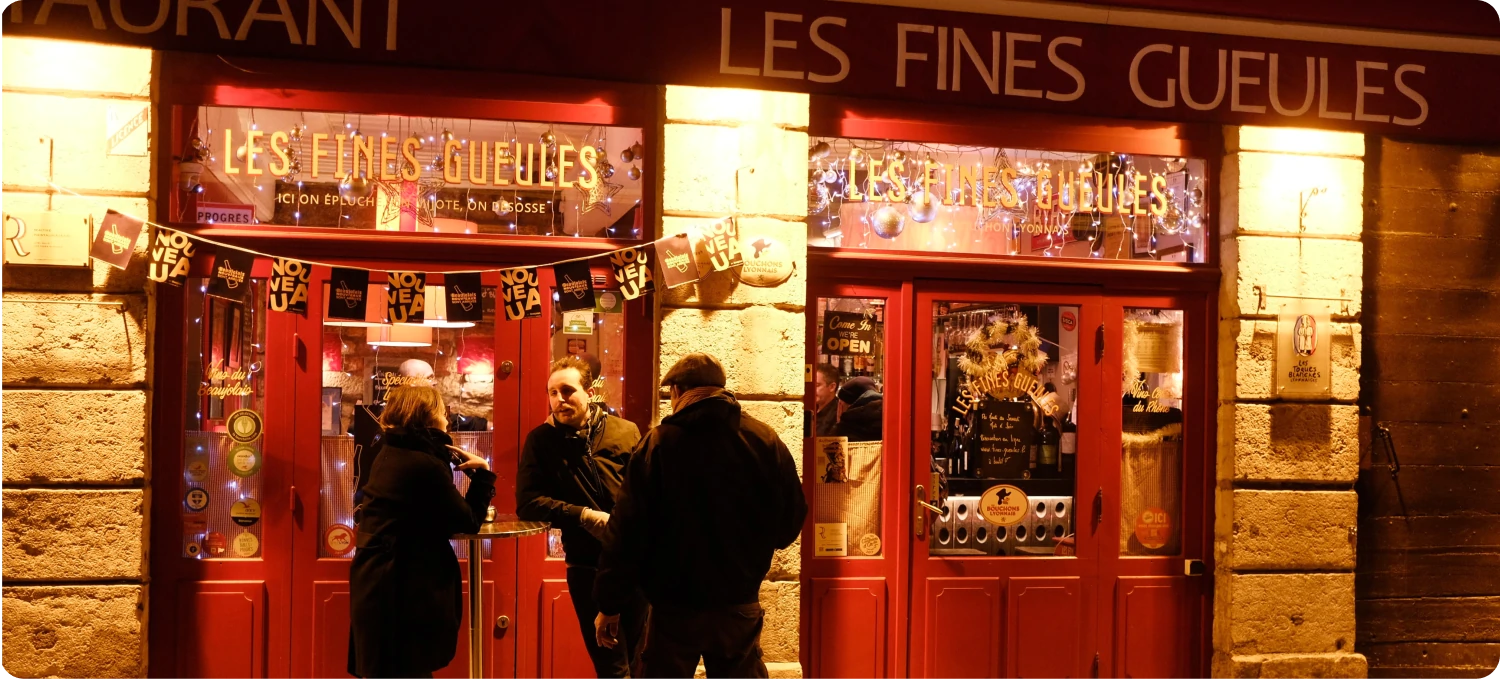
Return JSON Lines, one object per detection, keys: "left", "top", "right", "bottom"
{"left": 348, "top": 386, "right": 496, "bottom": 678}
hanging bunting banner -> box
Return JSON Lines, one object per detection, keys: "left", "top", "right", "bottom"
{"left": 499, "top": 267, "right": 541, "bottom": 320}
{"left": 552, "top": 259, "right": 596, "bottom": 313}
{"left": 696, "top": 218, "right": 743, "bottom": 271}
{"left": 147, "top": 227, "right": 197, "bottom": 286}
{"left": 444, "top": 272, "right": 484, "bottom": 323}
{"left": 328, "top": 267, "right": 369, "bottom": 321}
{"left": 90, "top": 209, "right": 143, "bottom": 270}
{"left": 609, "top": 245, "right": 654, "bottom": 300}
{"left": 268, "top": 257, "right": 311, "bottom": 314}
{"left": 655, "top": 233, "right": 700, "bottom": 289}
{"left": 206, "top": 249, "right": 255, "bottom": 302}
{"left": 386, "top": 272, "right": 426, "bottom": 323}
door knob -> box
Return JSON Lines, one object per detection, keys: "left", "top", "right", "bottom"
{"left": 495, "top": 615, "right": 511, "bottom": 632}
{"left": 500, "top": 361, "right": 514, "bottom": 375}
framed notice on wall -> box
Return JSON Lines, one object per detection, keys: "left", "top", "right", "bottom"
{"left": 1275, "top": 301, "right": 1332, "bottom": 399}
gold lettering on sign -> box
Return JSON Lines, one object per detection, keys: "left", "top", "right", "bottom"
{"left": 1127, "top": 377, "right": 1171, "bottom": 413}
{"left": 199, "top": 360, "right": 254, "bottom": 398}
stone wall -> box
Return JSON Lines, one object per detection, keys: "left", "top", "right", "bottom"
{"left": 658, "top": 85, "right": 808, "bottom": 677}
{"left": 1357, "top": 139, "right": 1500, "bottom": 677}
{"left": 1, "top": 37, "right": 154, "bottom": 677}
{"left": 1214, "top": 126, "right": 1367, "bottom": 677}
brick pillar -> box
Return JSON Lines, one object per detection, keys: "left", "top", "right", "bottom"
{"left": 1, "top": 37, "right": 154, "bottom": 677}
{"left": 658, "top": 86, "right": 808, "bottom": 677}
{"left": 1214, "top": 127, "right": 1368, "bottom": 677}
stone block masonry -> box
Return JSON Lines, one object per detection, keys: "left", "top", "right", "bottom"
{"left": 1214, "top": 126, "right": 1367, "bottom": 678}
{"left": 1, "top": 36, "right": 153, "bottom": 678}
{"left": 660, "top": 85, "right": 809, "bottom": 678}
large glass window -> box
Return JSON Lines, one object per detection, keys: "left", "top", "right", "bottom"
{"left": 318, "top": 276, "right": 497, "bottom": 559}
{"left": 1120, "top": 308, "right": 1184, "bottom": 556}
{"left": 182, "top": 277, "right": 269, "bottom": 560}
{"left": 183, "top": 106, "right": 645, "bottom": 239}
{"left": 808, "top": 139, "right": 1208, "bottom": 263}
{"left": 810, "top": 297, "right": 886, "bottom": 558}
{"left": 929, "top": 301, "right": 1081, "bottom": 556}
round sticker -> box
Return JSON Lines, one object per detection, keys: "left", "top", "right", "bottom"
{"left": 185, "top": 455, "right": 209, "bottom": 482}
{"left": 204, "top": 531, "right": 227, "bottom": 557}
{"left": 325, "top": 524, "right": 356, "bottom": 556}
{"left": 184, "top": 488, "right": 210, "bottom": 512}
{"left": 226, "top": 409, "right": 264, "bottom": 443}
{"left": 230, "top": 499, "right": 262, "bottom": 527}
{"left": 185, "top": 541, "right": 202, "bottom": 558}
{"left": 1134, "top": 507, "right": 1171, "bottom": 550}
{"left": 859, "top": 533, "right": 882, "bottom": 556}
{"left": 978, "top": 484, "right": 1028, "bottom": 527}
{"left": 232, "top": 531, "right": 260, "bottom": 558}
{"left": 1061, "top": 311, "right": 1077, "bottom": 332}
{"left": 227, "top": 444, "right": 262, "bottom": 478}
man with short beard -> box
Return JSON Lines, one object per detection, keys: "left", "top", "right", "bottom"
{"left": 517, "top": 356, "right": 647, "bottom": 677}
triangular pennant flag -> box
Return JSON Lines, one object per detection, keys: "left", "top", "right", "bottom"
{"left": 386, "top": 272, "right": 425, "bottom": 324}
{"left": 498, "top": 267, "right": 541, "bottom": 320}
{"left": 696, "top": 218, "right": 743, "bottom": 271}
{"left": 327, "top": 268, "right": 369, "bottom": 321}
{"left": 655, "top": 233, "right": 700, "bottom": 288}
{"left": 268, "top": 258, "right": 311, "bottom": 314}
{"left": 552, "top": 259, "right": 596, "bottom": 313}
{"left": 147, "top": 227, "right": 197, "bottom": 287}
{"left": 91, "top": 210, "right": 143, "bottom": 270}
{"left": 444, "top": 272, "right": 484, "bottom": 323}
{"left": 609, "top": 245, "right": 654, "bottom": 300}
{"left": 206, "top": 249, "right": 255, "bottom": 302}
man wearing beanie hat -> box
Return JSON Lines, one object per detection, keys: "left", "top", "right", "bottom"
{"left": 833, "top": 376, "right": 883, "bottom": 442}
{"left": 592, "top": 353, "right": 807, "bottom": 678}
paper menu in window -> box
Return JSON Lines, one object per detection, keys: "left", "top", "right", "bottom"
{"left": 815, "top": 522, "right": 848, "bottom": 557}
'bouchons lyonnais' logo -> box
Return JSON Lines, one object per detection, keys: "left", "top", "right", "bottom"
{"left": 1293, "top": 313, "right": 1317, "bottom": 357}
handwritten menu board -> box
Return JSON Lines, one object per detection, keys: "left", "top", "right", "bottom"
{"left": 976, "top": 399, "right": 1036, "bottom": 478}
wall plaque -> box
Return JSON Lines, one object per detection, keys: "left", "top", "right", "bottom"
{"left": 3, "top": 211, "right": 91, "bottom": 267}
{"left": 1275, "top": 301, "right": 1332, "bottom": 400}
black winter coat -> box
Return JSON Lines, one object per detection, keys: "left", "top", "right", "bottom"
{"left": 516, "top": 405, "right": 640, "bottom": 566}
{"left": 834, "top": 392, "right": 883, "bottom": 442}
{"left": 347, "top": 427, "right": 496, "bottom": 678}
{"left": 594, "top": 392, "right": 807, "bottom": 615}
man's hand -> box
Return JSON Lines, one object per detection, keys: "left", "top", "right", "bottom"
{"left": 581, "top": 508, "right": 611, "bottom": 539}
{"left": 594, "top": 612, "right": 621, "bottom": 649}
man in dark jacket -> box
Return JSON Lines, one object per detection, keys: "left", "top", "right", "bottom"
{"left": 593, "top": 353, "right": 808, "bottom": 678}
{"left": 812, "top": 363, "right": 841, "bottom": 437}
{"left": 516, "top": 357, "right": 647, "bottom": 678}
{"left": 833, "top": 376, "right": 883, "bottom": 442}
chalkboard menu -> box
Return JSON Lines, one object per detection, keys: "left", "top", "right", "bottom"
{"left": 976, "top": 398, "right": 1037, "bottom": 478}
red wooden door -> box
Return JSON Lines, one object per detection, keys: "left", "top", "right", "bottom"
{"left": 286, "top": 268, "right": 524, "bottom": 678}
{"left": 907, "top": 282, "right": 1105, "bottom": 678}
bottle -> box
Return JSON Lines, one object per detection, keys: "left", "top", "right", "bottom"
{"left": 1059, "top": 414, "right": 1077, "bottom": 482}
{"left": 1037, "top": 417, "right": 1059, "bottom": 478}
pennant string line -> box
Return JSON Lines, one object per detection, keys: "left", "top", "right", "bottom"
{"left": 49, "top": 180, "right": 693, "bottom": 275}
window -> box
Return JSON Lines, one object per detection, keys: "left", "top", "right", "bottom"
{"left": 810, "top": 297, "right": 886, "bottom": 558}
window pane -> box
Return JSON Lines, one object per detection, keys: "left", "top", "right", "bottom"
{"left": 811, "top": 297, "right": 886, "bottom": 558}
{"left": 1121, "top": 308, "right": 1184, "bottom": 556}
{"left": 930, "top": 302, "right": 1080, "bottom": 557}
{"left": 319, "top": 279, "right": 498, "bottom": 559}
{"left": 182, "top": 278, "right": 268, "bottom": 560}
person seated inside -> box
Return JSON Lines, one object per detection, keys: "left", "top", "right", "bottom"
{"left": 833, "top": 376, "right": 883, "bottom": 442}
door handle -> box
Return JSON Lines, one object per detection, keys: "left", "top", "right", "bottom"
{"left": 1092, "top": 488, "right": 1103, "bottom": 531}
{"left": 1094, "top": 324, "right": 1105, "bottom": 364}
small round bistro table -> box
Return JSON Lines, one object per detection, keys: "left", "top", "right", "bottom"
{"left": 452, "top": 516, "right": 548, "bottom": 678}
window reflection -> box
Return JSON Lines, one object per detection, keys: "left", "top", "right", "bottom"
{"left": 930, "top": 302, "right": 1080, "bottom": 557}
{"left": 811, "top": 297, "right": 886, "bottom": 558}
{"left": 1121, "top": 309, "right": 1184, "bottom": 556}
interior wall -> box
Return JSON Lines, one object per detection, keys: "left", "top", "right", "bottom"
{"left": 1358, "top": 138, "right": 1500, "bottom": 678}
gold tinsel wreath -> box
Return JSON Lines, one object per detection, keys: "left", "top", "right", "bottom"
{"left": 956, "top": 315, "right": 1049, "bottom": 400}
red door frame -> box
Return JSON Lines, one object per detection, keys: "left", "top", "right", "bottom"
{"left": 148, "top": 52, "right": 661, "bottom": 678}
{"left": 803, "top": 94, "right": 1220, "bottom": 678}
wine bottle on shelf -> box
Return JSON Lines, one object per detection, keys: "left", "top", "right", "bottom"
{"left": 1060, "top": 414, "right": 1078, "bottom": 482}
{"left": 1037, "top": 416, "right": 1059, "bottom": 479}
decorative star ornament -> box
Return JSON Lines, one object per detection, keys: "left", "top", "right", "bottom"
{"left": 575, "top": 175, "right": 623, "bottom": 217}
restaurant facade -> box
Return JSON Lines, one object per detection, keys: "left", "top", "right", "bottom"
{"left": 2, "top": 1, "right": 1498, "bottom": 677}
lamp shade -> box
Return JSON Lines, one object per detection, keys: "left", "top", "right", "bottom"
{"left": 366, "top": 323, "right": 432, "bottom": 347}
{"left": 324, "top": 284, "right": 388, "bottom": 327}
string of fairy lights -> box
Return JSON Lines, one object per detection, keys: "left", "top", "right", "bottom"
{"left": 807, "top": 139, "right": 1207, "bottom": 261}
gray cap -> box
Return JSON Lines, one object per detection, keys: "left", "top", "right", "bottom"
{"left": 661, "top": 352, "right": 727, "bottom": 390}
